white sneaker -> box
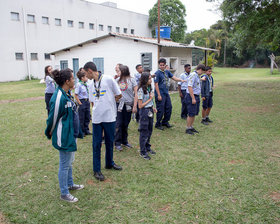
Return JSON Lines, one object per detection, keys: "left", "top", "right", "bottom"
{"left": 60, "top": 194, "right": 78, "bottom": 203}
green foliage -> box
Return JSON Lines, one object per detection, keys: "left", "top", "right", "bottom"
{"left": 22, "top": 74, "right": 39, "bottom": 81}
{"left": 220, "top": 0, "right": 280, "bottom": 51}
{"left": 148, "top": 0, "right": 187, "bottom": 42}
{"left": 275, "top": 56, "right": 280, "bottom": 66}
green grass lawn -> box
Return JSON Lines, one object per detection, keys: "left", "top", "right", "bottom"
{"left": 0, "top": 68, "right": 279, "bottom": 223}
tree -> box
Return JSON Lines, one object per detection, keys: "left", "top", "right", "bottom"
{"left": 148, "top": 0, "right": 187, "bottom": 42}
{"left": 220, "top": 0, "right": 280, "bottom": 53}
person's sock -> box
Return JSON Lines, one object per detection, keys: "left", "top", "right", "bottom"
{"left": 202, "top": 117, "right": 207, "bottom": 121}
{"left": 187, "top": 126, "right": 192, "bottom": 130}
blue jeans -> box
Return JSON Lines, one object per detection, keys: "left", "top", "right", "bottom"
{"left": 92, "top": 122, "right": 116, "bottom": 172}
{"left": 58, "top": 150, "right": 75, "bottom": 195}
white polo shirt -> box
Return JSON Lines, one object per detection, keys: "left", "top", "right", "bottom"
{"left": 89, "top": 75, "right": 121, "bottom": 124}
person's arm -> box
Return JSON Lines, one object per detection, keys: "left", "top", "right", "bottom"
{"left": 74, "top": 94, "right": 82, "bottom": 105}
{"left": 138, "top": 92, "right": 154, "bottom": 109}
{"left": 115, "top": 94, "right": 122, "bottom": 101}
{"left": 171, "top": 76, "right": 184, "bottom": 82}
{"left": 201, "top": 77, "right": 206, "bottom": 100}
{"left": 154, "top": 82, "right": 162, "bottom": 101}
{"left": 178, "top": 85, "right": 183, "bottom": 98}
{"left": 132, "top": 85, "right": 138, "bottom": 113}
{"left": 188, "top": 86, "right": 196, "bottom": 104}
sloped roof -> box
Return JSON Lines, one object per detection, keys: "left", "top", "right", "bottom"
{"left": 50, "top": 32, "right": 219, "bottom": 54}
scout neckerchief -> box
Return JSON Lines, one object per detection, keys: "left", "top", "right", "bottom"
{"left": 161, "top": 70, "right": 169, "bottom": 89}
{"left": 66, "top": 90, "right": 79, "bottom": 110}
{"left": 94, "top": 73, "right": 103, "bottom": 99}
{"left": 79, "top": 80, "right": 89, "bottom": 94}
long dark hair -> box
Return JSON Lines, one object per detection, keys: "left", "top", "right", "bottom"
{"left": 52, "top": 69, "right": 73, "bottom": 87}
{"left": 44, "top": 65, "right": 52, "bottom": 80}
{"left": 138, "top": 72, "right": 152, "bottom": 94}
{"left": 119, "top": 65, "right": 130, "bottom": 82}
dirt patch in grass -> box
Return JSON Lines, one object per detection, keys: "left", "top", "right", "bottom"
{"left": 269, "top": 192, "right": 280, "bottom": 203}
{"left": 242, "top": 106, "right": 273, "bottom": 113}
{"left": 0, "top": 96, "right": 44, "bottom": 104}
{"left": 157, "top": 204, "right": 171, "bottom": 215}
{"left": 229, "top": 160, "right": 245, "bottom": 165}
{"left": 0, "top": 212, "right": 8, "bottom": 224}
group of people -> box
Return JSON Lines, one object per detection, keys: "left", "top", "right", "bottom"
{"left": 44, "top": 58, "right": 214, "bottom": 203}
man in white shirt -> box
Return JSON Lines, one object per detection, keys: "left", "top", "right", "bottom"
{"left": 178, "top": 64, "right": 191, "bottom": 119}
{"left": 83, "top": 62, "right": 122, "bottom": 181}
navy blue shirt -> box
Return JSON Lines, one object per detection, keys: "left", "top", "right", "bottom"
{"left": 154, "top": 69, "right": 173, "bottom": 94}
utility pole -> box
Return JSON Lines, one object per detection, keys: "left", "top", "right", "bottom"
{"left": 157, "top": 0, "right": 160, "bottom": 61}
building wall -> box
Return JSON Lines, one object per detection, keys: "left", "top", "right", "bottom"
{"left": 53, "top": 36, "right": 158, "bottom": 78}
{"left": 0, "top": 0, "right": 151, "bottom": 82}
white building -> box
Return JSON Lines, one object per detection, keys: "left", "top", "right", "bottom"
{"left": 50, "top": 33, "right": 217, "bottom": 89}
{"left": 0, "top": 0, "right": 151, "bottom": 82}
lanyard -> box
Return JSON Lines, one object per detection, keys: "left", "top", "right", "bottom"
{"left": 94, "top": 74, "right": 103, "bottom": 98}
{"left": 79, "top": 80, "right": 88, "bottom": 94}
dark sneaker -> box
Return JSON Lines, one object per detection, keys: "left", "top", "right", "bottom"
{"left": 155, "top": 125, "right": 164, "bottom": 130}
{"left": 147, "top": 149, "right": 156, "bottom": 155}
{"left": 201, "top": 120, "right": 209, "bottom": 125}
{"left": 105, "top": 164, "right": 122, "bottom": 170}
{"left": 68, "top": 184, "right": 84, "bottom": 191}
{"left": 115, "top": 145, "right": 123, "bottom": 151}
{"left": 140, "top": 153, "right": 151, "bottom": 160}
{"left": 206, "top": 117, "right": 213, "bottom": 123}
{"left": 94, "top": 172, "right": 105, "bottom": 181}
{"left": 60, "top": 194, "right": 78, "bottom": 203}
{"left": 185, "top": 129, "right": 194, "bottom": 135}
{"left": 123, "top": 143, "right": 133, "bottom": 148}
{"left": 85, "top": 131, "right": 92, "bottom": 135}
{"left": 162, "top": 123, "right": 173, "bottom": 128}
{"left": 191, "top": 128, "right": 199, "bottom": 133}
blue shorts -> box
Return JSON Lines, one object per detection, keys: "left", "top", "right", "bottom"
{"left": 202, "top": 93, "right": 213, "bottom": 109}
{"left": 186, "top": 94, "right": 200, "bottom": 117}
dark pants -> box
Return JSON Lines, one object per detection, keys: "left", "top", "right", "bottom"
{"left": 139, "top": 108, "right": 153, "bottom": 154}
{"left": 115, "top": 105, "right": 132, "bottom": 146}
{"left": 135, "top": 104, "right": 140, "bottom": 122}
{"left": 186, "top": 94, "right": 200, "bottom": 117}
{"left": 180, "top": 90, "right": 188, "bottom": 118}
{"left": 45, "top": 93, "right": 53, "bottom": 115}
{"left": 92, "top": 122, "right": 115, "bottom": 172}
{"left": 155, "top": 92, "right": 172, "bottom": 126}
{"left": 78, "top": 99, "right": 91, "bottom": 134}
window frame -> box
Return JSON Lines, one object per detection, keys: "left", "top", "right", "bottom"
{"left": 11, "top": 12, "right": 20, "bottom": 21}
{"left": 27, "top": 14, "right": 35, "bottom": 23}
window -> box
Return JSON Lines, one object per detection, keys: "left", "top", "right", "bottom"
{"left": 30, "top": 53, "right": 38, "bottom": 60}
{"left": 15, "top": 53, "right": 23, "bottom": 60}
{"left": 79, "top": 22, "right": 84, "bottom": 29}
{"left": 11, "top": 12, "right": 19, "bottom": 21}
{"left": 123, "top": 28, "right": 127, "bottom": 34}
{"left": 107, "top": 26, "right": 112, "bottom": 32}
{"left": 42, "top": 16, "right": 49, "bottom": 24}
{"left": 131, "top": 29, "right": 135, "bottom": 35}
{"left": 89, "top": 23, "right": 94, "bottom": 30}
{"left": 99, "top": 24, "right": 104, "bottom": 31}
{"left": 116, "top": 27, "right": 120, "bottom": 33}
{"left": 60, "top": 60, "right": 68, "bottom": 70}
{"left": 68, "top": 20, "right": 73, "bottom": 27}
{"left": 55, "top": 18, "right": 61, "bottom": 26}
{"left": 44, "top": 53, "right": 51, "bottom": 60}
{"left": 27, "top": 14, "right": 35, "bottom": 23}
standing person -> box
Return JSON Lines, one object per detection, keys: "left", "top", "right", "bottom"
{"left": 134, "top": 64, "right": 143, "bottom": 123}
{"left": 45, "top": 69, "right": 84, "bottom": 203}
{"left": 74, "top": 68, "right": 91, "bottom": 136}
{"left": 44, "top": 65, "right": 55, "bottom": 115}
{"left": 178, "top": 64, "right": 191, "bottom": 119}
{"left": 154, "top": 58, "right": 185, "bottom": 130}
{"left": 114, "top": 63, "right": 123, "bottom": 79}
{"left": 138, "top": 72, "right": 157, "bottom": 160}
{"left": 201, "top": 66, "right": 214, "bottom": 125}
{"left": 83, "top": 62, "right": 122, "bottom": 181}
{"left": 115, "top": 65, "right": 138, "bottom": 151}
{"left": 185, "top": 64, "right": 206, "bottom": 135}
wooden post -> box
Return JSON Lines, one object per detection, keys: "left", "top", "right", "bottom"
{"left": 157, "top": 0, "right": 160, "bottom": 62}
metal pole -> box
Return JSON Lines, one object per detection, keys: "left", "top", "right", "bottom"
{"left": 204, "top": 50, "right": 207, "bottom": 66}
{"left": 22, "top": 7, "right": 31, "bottom": 80}
{"left": 157, "top": 0, "right": 160, "bottom": 61}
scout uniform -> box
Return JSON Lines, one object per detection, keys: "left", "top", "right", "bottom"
{"left": 178, "top": 71, "right": 189, "bottom": 119}
{"left": 186, "top": 71, "right": 201, "bottom": 117}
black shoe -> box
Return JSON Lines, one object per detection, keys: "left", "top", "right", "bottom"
{"left": 201, "top": 120, "right": 209, "bottom": 125}
{"left": 162, "top": 123, "right": 173, "bottom": 128}
{"left": 123, "top": 143, "right": 133, "bottom": 148}
{"left": 94, "top": 172, "right": 105, "bottom": 181}
{"left": 140, "top": 153, "right": 151, "bottom": 160}
{"left": 155, "top": 125, "right": 164, "bottom": 130}
{"left": 85, "top": 131, "right": 92, "bottom": 135}
{"left": 115, "top": 145, "right": 123, "bottom": 151}
{"left": 206, "top": 117, "right": 213, "bottom": 123}
{"left": 147, "top": 149, "right": 156, "bottom": 155}
{"left": 105, "top": 164, "right": 123, "bottom": 171}
{"left": 191, "top": 128, "right": 199, "bottom": 133}
{"left": 185, "top": 129, "right": 194, "bottom": 135}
